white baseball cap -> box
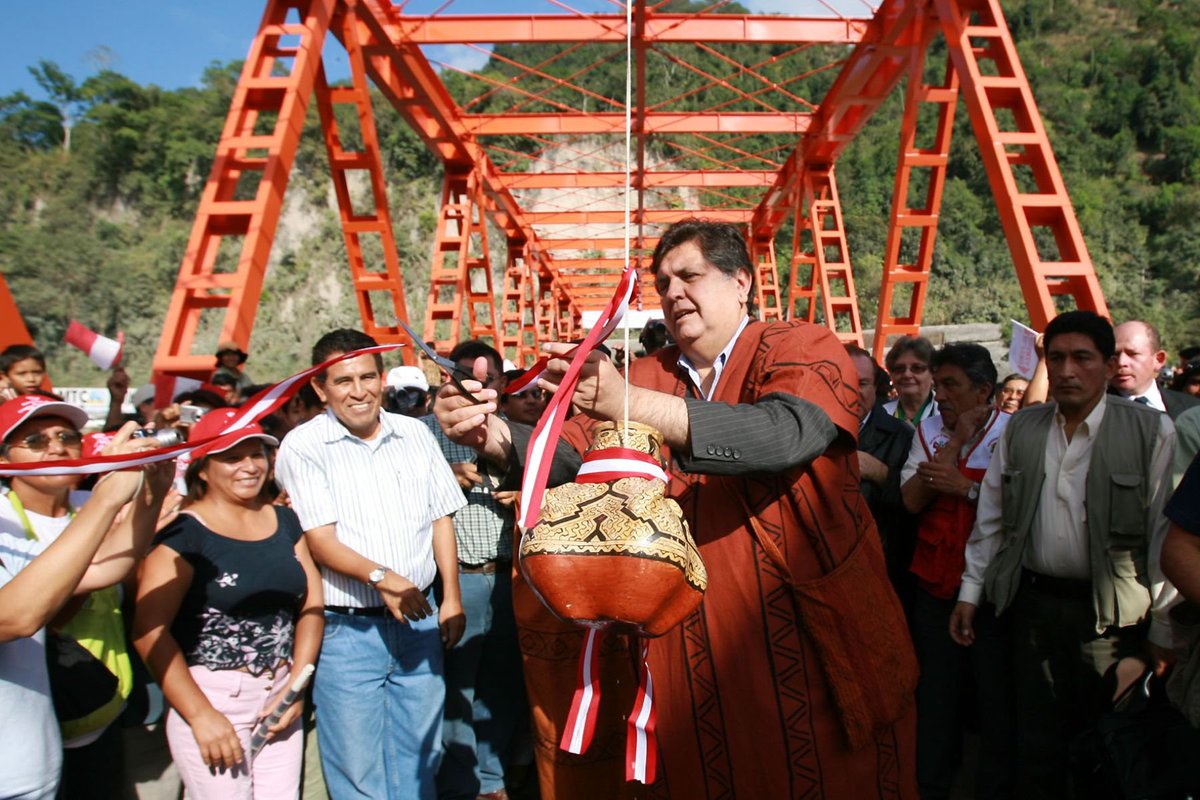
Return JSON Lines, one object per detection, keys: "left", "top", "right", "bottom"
{"left": 386, "top": 365, "right": 429, "bottom": 392}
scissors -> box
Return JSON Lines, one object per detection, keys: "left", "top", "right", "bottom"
{"left": 395, "top": 318, "right": 482, "bottom": 404}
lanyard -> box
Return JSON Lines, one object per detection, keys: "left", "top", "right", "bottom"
{"left": 6, "top": 491, "right": 75, "bottom": 541}
{"left": 894, "top": 392, "right": 934, "bottom": 426}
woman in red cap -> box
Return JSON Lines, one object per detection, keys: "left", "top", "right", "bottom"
{"left": 133, "top": 409, "right": 323, "bottom": 799}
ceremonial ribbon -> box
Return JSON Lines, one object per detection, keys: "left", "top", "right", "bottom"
{"left": 575, "top": 447, "right": 668, "bottom": 485}
{"left": 555, "top": 448, "right": 664, "bottom": 784}
{"left": 625, "top": 639, "right": 657, "bottom": 785}
{"left": 516, "top": 264, "right": 637, "bottom": 530}
{"left": 560, "top": 627, "right": 602, "bottom": 755}
{"left": 0, "top": 344, "right": 401, "bottom": 477}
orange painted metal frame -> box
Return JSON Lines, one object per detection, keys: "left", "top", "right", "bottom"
{"left": 148, "top": 0, "right": 1107, "bottom": 378}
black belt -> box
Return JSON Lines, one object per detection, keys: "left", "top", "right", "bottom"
{"left": 1022, "top": 570, "right": 1091, "bottom": 600}
{"left": 460, "top": 559, "right": 511, "bottom": 574}
{"left": 325, "top": 605, "right": 388, "bottom": 617}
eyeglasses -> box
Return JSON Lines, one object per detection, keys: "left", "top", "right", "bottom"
{"left": 8, "top": 430, "right": 84, "bottom": 452}
{"left": 889, "top": 363, "right": 929, "bottom": 375}
{"left": 521, "top": 388, "right": 547, "bottom": 401}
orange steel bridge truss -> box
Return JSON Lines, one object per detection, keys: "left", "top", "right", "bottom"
{"left": 153, "top": 0, "right": 1108, "bottom": 378}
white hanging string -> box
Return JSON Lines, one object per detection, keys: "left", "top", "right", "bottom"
{"left": 622, "top": 0, "right": 633, "bottom": 441}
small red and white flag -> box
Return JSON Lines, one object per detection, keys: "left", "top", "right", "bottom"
{"left": 64, "top": 321, "right": 123, "bottom": 370}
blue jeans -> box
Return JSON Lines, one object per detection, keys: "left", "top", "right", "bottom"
{"left": 438, "top": 568, "right": 527, "bottom": 799}
{"left": 314, "top": 600, "right": 445, "bottom": 800}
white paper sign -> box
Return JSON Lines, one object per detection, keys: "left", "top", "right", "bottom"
{"left": 1009, "top": 320, "right": 1040, "bottom": 380}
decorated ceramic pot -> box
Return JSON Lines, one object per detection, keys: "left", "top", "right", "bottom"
{"left": 520, "top": 421, "right": 707, "bottom": 637}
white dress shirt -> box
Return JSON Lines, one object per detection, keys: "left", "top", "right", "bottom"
{"left": 1130, "top": 381, "right": 1166, "bottom": 412}
{"left": 959, "top": 395, "right": 1177, "bottom": 644}
{"left": 275, "top": 408, "right": 466, "bottom": 608}
{"left": 677, "top": 316, "right": 750, "bottom": 400}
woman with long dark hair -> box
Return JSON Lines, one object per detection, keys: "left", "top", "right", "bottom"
{"left": 134, "top": 410, "right": 322, "bottom": 798}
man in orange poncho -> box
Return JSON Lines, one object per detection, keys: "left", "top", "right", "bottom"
{"left": 437, "top": 219, "right": 917, "bottom": 798}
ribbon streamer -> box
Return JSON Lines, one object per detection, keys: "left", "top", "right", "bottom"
{"left": 625, "top": 639, "right": 657, "bottom": 784}
{"left": 560, "top": 627, "right": 602, "bottom": 755}
{"left": 0, "top": 344, "right": 401, "bottom": 477}
{"left": 516, "top": 265, "right": 637, "bottom": 530}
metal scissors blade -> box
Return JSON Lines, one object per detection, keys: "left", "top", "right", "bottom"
{"left": 394, "top": 319, "right": 481, "bottom": 403}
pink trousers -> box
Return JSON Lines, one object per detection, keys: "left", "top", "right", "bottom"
{"left": 165, "top": 664, "right": 303, "bottom": 800}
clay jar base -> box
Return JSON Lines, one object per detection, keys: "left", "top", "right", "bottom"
{"left": 521, "top": 551, "right": 703, "bottom": 638}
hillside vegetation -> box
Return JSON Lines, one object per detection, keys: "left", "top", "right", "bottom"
{"left": 1, "top": 0, "right": 1197, "bottom": 386}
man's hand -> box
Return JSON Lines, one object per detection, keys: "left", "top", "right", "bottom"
{"left": 493, "top": 490, "right": 518, "bottom": 509}
{"left": 433, "top": 358, "right": 498, "bottom": 450}
{"left": 539, "top": 341, "right": 626, "bottom": 421}
{"left": 916, "top": 461, "right": 973, "bottom": 497}
{"left": 857, "top": 451, "right": 888, "bottom": 485}
{"left": 949, "top": 601, "right": 977, "bottom": 646}
{"left": 439, "top": 597, "right": 466, "bottom": 649}
{"left": 952, "top": 405, "right": 992, "bottom": 443}
{"left": 106, "top": 367, "right": 130, "bottom": 404}
{"left": 451, "top": 462, "right": 483, "bottom": 490}
{"left": 375, "top": 571, "right": 433, "bottom": 623}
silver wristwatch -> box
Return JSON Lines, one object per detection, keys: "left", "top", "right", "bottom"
{"left": 966, "top": 482, "right": 981, "bottom": 502}
{"left": 367, "top": 566, "right": 388, "bottom": 588}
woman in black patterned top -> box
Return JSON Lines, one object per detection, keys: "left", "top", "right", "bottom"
{"left": 133, "top": 410, "right": 323, "bottom": 798}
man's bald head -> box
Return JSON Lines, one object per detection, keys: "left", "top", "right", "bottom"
{"left": 1111, "top": 320, "right": 1167, "bottom": 397}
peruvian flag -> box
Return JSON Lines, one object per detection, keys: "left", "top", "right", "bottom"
{"left": 64, "top": 321, "right": 123, "bottom": 369}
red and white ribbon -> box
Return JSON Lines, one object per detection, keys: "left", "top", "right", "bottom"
{"left": 575, "top": 447, "right": 668, "bottom": 485}
{"left": 625, "top": 639, "right": 657, "bottom": 784}
{"left": 560, "top": 627, "right": 602, "bottom": 755}
{"left": 517, "top": 265, "right": 637, "bottom": 529}
{"left": 0, "top": 345, "right": 401, "bottom": 477}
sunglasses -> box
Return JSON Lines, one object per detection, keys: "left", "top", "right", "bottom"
{"left": 8, "top": 430, "right": 84, "bottom": 452}
{"left": 889, "top": 363, "right": 930, "bottom": 375}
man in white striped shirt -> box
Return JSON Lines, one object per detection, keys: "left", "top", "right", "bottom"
{"left": 275, "top": 328, "right": 466, "bottom": 800}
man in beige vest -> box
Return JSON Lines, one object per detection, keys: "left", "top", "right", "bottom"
{"left": 948, "top": 310, "right": 1176, "bottom": 799}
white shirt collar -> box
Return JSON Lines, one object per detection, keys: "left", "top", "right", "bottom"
{"left": 677, "top": 316, "right": 751, "bottom": 401}
{"left": 1132, "top": 381, "right": 1166, "bottom": 412}
{"left": 318, "top": 406, "right": 403, "bottom": 444}
{"left": 1054, "top": 391, "right": 1107, "bottom": 439}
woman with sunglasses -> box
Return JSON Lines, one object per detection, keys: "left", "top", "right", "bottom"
{"left": 0, "top": 396, "right": 167, "bottom": 797}
{"left": 133, "top": 410, "right": 323, "bottom": 799}
{"left": 0, "top": 400, "right": 171, "bottom": 800}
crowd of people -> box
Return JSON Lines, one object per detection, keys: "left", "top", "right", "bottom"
{"left": 1, "top": 218, "right": 1198, "bottom": 800}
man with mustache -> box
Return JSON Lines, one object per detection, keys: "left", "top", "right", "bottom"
{"left": 900, "top": 343, "right": 1011, "bottom": 800}
{"left": 950, "top": 310, "right": 1176, "bottom": 798}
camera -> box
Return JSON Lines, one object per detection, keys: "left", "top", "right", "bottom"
{"left": 178, "top": 403, "right": 207, "bottom": 425}
{"left": 131, "top": 428, "right": 184, "bottom": 447}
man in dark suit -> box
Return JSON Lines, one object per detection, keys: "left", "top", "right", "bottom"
{"left": 847, "top": 345, "right": 916, "bottom": 608}
{"left": 1110, "top": 320, "right": 1200, "bottom": 419}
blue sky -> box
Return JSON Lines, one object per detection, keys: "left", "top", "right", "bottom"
{"left": 2, "top": 0, "right": 872, "bottom": 98}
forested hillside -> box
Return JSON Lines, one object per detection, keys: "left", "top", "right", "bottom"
{"left": 1, "top": 0, "right": 1196, "bottom": 386}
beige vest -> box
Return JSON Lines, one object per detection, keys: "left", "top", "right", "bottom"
{"left": 984, "top": 396, "right": 1161, "bottom": 633}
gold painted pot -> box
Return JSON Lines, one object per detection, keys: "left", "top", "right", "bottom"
{"left": 520, "top": 421, "right": 706, "bottom": 637}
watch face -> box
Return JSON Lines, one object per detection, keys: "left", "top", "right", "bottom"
{"left": 369, "top": 568, "right": 386, "bottom": 584}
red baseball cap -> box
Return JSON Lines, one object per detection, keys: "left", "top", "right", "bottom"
{"left": 0, "top": 395, "right": 89, "bottom": 444}
{"left": 188, "top": 408, "right": 278, "bottom": 460}
{"left": 82, "top": 431, "right": 117, "bottom": 459}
